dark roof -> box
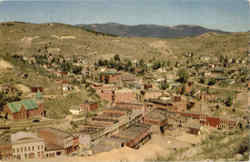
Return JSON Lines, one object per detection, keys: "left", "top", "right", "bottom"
{"left": 37, "top": 127, "right": 73, "bottom": 138}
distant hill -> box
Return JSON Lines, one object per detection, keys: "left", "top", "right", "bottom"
{"left": 78, "top": 23, "right": 229, "bottom": 38}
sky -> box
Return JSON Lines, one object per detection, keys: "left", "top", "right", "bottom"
{"left": 0, "top": 0, "right": 249, "bottom": 32}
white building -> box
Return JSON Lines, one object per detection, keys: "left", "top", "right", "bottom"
{"left": 11, "top": 132, "right": 45, "bottom": 160}
{"left": 69, "top": 106, "right": 81, "bottom": 115}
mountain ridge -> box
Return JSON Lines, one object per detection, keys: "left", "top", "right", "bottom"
{"left": 77, "top": 23, "right": 229, "bottom": 38}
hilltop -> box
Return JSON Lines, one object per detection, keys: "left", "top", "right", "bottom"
{"left": 0, "top": 22, "right": 247, "bottom": 62}
{"left": 79, "top": 23, "right": 229, "bottom": 38}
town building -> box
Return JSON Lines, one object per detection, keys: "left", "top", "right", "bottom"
{"left": 3, "top": 98, "right": 45, "bottom": 120}
{"left": 69, "top": 106, "right": 81, "bottom": 115}
{"left": 80, "top": 101, "right": 98, "bottom": 112}
{"left": 37, "top": 128, "right": 79, "bottom": 156}
{"left": 11, "top": 132, "right": 45, "bottom": 160}
{"left": 114, "top": 89, "right": 137, "bottom": 103}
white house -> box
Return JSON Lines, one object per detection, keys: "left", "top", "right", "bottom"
{"left": 69, "top": 106, "right": 81, "bottom": 115}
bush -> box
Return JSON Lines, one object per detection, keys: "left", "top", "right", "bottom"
{"left": 208, "top": 78, "right": 216, "bottom": 86}
{"left": 225, "top": 96, "right": 233, "bottom": 107}
{"left": 177, "top": 69, "right": 189, "bottom": 83}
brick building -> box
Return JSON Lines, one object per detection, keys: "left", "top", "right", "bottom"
{"left": 3, "top": 99, "right": 45, "bottom": 120}
{"left": 97, "top": 89, "right": 115, "bottom": 103}
{"left": 37, "top": 128, "right": 79, "bottom": 156}
{"left": 11, "top": 132, "right": 45, "bottom": 160}
{"left": 115, "top": 102, "right": 144, "bottom": 110}
{"left": 114, "top": 89, "right": 137, "bottom": 103}
{"left": 30, "top": 87, "right": 44, "bottom": 93}
{"left": 80, "top": 101, "right": 98, "bottom": 112}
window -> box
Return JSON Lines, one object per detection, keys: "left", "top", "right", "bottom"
{"left": 28, "top": 146, "right": 30, "bottom": 151}
{"left": 24, "top": 147, "right": 27, "bottom": 152}
{"left": 38, "top": 146, "right": 40, "bottom": 150}
{"left": 21, "top": 147, "right": 23, "bottom": 152}
{"left": 13, "top": 149, "right": 15, "bottom": 153}
{"left": 32, "top": 146, "right": 34, "bottom": 151}
{"left": 17, "top": 148, "right": 19, "bottom": 153}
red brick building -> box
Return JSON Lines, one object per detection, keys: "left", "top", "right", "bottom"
{"left": 80, "top": 101, "right": 98, "bottom": 112}
{"left": 37, "top": 128, "right": 79, "bottom": 156}
{"left": 178, "top": 112, "right": 237, "bottom": 129}
{"left": 30, "top": 87, "right": 44, "bottom": 93}
{"left": 3, "top": 99, "right": 45, "bottom": 120}
{"left": 115, "top": 102, "right": 144, "bottom": 110}
{"left": 97, "top": 89, "right": 115, "bottom": 103}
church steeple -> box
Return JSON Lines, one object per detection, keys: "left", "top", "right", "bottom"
{"left": 35, "top": 89, "right": 43, "bottom": 101}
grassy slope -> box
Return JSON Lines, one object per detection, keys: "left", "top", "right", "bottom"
{"left": 0, "top": 22, "right": 248, "bottom": 118}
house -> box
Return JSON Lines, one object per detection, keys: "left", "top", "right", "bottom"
{"left": 3, "top": 99, "right": 45, "bottom": 120}
{"left": 144, "top": 91, "right": 162, "bottom": 100}
{"left": 69, "top": 106, "right": 81, "bottom": 115}
{"left": 37, "top": 128, "right": 79, "bottom": 156}
{"left": 11, "top": 132, "right": 45, "bottom": 160}
{"left": 62, "top": 81, "right": 74, "bottom": 92}
{"left": 0, "top": 135, "right": 12, "bottom": 160}
{"left": 80, "top": 101, "right": 98, "bottom": 112}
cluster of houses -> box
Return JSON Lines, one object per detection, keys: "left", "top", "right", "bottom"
{"left": 0, "top": 51, "right": 247, "bottom": 161}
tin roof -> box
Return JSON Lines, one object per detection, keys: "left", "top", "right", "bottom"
{"left": 7, "top": 99, "right": 38, "bottom": 113}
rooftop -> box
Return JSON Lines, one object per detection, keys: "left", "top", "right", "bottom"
{"left": 114, "top": 123, "right": 151, "bottom": 139}
{"left": 7, "top": 99, "right": 38, "bottom": 113}
{"left": 144, "top": 108, "right": 168, "bottom": 121}
{"left": 37, "top": 127, "right": 73, "bottom": 139}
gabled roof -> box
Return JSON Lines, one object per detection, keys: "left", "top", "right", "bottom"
{"left": 7, "top": 99, "right": 38, "bottom": 113}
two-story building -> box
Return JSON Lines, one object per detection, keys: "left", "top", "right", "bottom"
{"left": 11, "top": 132, "right": 45, "bottom": 160}
{"left": 3, "top": 99, "right": 45, "bottom": 120}
{"left": 37, "top": 128, "right": 79, "bottom": 156}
